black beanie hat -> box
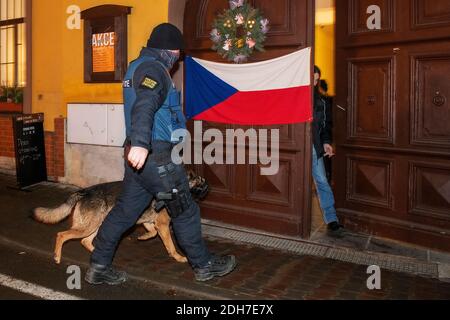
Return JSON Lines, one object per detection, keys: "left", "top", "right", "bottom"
{"left": 147, "top": 23, "right": 185, "bottom": 50}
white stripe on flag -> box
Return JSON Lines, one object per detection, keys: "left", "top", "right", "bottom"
{"left": 193, "top": 47, "right": 311, "bottom": 92}
{"left": 0, "top": 273, "right": 84, "bottom": 300}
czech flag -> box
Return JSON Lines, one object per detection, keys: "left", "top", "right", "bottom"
{"left": 185, "top": 47, "right": 313, "bottom": 125}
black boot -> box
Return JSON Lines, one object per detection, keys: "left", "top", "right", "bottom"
{"left": 194, "top": 255, "right": 237, "bottom": 282}
{"left": 85, "top": 263, "right": 127, "bottom": 285}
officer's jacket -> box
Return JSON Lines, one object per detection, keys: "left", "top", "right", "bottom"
{"left": 123, "top": 47, "right": 184, "bottom": 151}
{"left": 312, "top": 88, "right": 333, "bottom": 159}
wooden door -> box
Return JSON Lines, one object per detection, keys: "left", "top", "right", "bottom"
{"left": 183, "top": 0, "right": 315, "bottom": 237}
{"left": 335, "top": 0, "right": 450, "bottom": 251}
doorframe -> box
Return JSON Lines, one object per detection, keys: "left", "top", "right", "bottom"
{"left": 302, "top": 0, "right": 316, "bottom": 239}
{"left": 168, "top": 0, "right": 186, "bottom": 90}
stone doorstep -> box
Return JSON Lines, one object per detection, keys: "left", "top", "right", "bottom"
{"left": 201, "top": 219, "right": 450, "bottom": 281}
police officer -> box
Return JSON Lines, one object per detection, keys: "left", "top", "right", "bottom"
{"left": 85, "top": 23, "right": 236, "bottom": 285}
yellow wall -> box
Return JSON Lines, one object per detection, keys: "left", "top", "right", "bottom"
{"left": 314, "top": 24, "right": 335, "bottom": 96}
{"left": 32, "top": 0, "right": 169, "bottom": 131}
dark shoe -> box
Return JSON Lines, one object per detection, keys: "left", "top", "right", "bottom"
{"left": 85, "top": 263, "right": 127, "bottom": 285}
{"left": 194, "top": 255, "right": 237, "bottom": 282}
{"left": 327, "top": 221, "right": 343, "bottom": 232}
{"left": 327, "top": 222, "right": 345, "bottom": 236}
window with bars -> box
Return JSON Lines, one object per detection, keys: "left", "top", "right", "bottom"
{"left": 0, "top": 0, "right": 25, "bottom": 87}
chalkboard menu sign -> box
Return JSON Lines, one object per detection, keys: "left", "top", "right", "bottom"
{"left": 13, "top": 113, "right": 47, "bottom": 188}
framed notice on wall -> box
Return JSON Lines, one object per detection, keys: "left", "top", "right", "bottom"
{"left": 81, "top": 5, "right": 131, "bottom": 83}
{"left": 92, "top": 32, "right": 116, "bottom": 73}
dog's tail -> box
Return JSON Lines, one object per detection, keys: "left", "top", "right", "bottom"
{"left": 33, "top": 191, "right": 85, "bottom": 224}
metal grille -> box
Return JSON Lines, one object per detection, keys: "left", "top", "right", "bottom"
{"left": 202, "top": 222, "right": 439, "bottom": 278}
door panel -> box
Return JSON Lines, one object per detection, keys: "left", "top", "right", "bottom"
{"left": 346, "top": 155, "right": 394, "bottom": 210}
{"left": 347, "top": 56, "right": 395, "bottom": 144}
{"left": 336, "top": 0, "right": 450, "bottom": 251}
{"left": 184, "top": 0, "right": 311, "bottom": 58}
{"left": 183, "top": 0, "right": 314, "bottom": 237}
{"left": 411, "top": 53, "right": 450, "bottom": 148}
{"left": 409, "top": 161, "right": 450, "bottom": 222}
{"left": 338, "top": 0, "right": 450, "bottom": 47}
{"left": 412, "top": 0, "right": 450, "bottom": 29}
{"left": 349, "top": 0, "right": 395, "bottom": 35}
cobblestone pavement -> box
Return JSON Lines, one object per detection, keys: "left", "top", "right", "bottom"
{"left": 1, "top": 173, "right": 449, "bottom": 300}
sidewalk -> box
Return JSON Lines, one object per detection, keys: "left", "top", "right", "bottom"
{"left": 1, "top": 173, "right": 450, "bottom": 300}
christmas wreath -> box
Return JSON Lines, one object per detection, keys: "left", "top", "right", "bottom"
{"left": 210, "top": 0, "right": 269, "bottom": 63}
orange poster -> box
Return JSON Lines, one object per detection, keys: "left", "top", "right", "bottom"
{"left": 92, "top": 32, "right": 115, "bottom": 73}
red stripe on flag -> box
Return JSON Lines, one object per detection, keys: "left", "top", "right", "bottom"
{"left": 193, "top": 86, "right": 313, "bottom": 125}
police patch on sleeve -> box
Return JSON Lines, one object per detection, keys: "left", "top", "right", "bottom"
{"left": 141, "top": 77, "right": 159, "bottom": 90}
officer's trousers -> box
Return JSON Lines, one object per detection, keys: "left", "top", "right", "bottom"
{"left": 90, "top": 155, "right": 212, "bottom": 268}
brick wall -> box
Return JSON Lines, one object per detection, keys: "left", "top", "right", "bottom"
{"left": 45, "top": 117, "right": 65, "bottom": 179}
{"left": 0, "top": 115, "right": 65, "bottom": 181}
{"left": 0, "top": 115, "right": 15, "bottom": 159}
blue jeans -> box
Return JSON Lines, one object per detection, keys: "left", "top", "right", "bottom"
{"left": 91, "top": 155, "right": 211, "bottom": 269}
{"left": 312, "top": 147, "right": 339, "bottom": 224}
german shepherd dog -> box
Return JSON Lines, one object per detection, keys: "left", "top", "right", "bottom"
{"left": 33, "top": 171, "right": 208, "bottom": 265}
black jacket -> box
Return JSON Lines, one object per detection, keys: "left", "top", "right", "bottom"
{"left": 312, "top": 88, "right": 333, "bottom": 159}
{"left": 128, "top": 47, "right": 173, "bottom": 151}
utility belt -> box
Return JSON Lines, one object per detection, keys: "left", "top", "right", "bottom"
{"left": 151, "top": 150, "right": 173, "bottom": 164}
{"left": 154, "top": 162, "right": 191, "bottom": 219}
{"left": 123, "top": 139, "right": 190, "bottom": 218}
{"left": 123, "top": 139, "right": 174, "bottom": 165}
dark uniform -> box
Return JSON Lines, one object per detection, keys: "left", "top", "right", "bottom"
{"left": 85, "top": 23, "right": 236, "bottom": 285}
{"left": 90, "top": 46, "right": 211, "bottom": 268}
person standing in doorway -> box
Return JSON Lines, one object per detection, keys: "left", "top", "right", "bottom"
{"left": 312, "top": 65, "right": 343, "bottom": 234}
{"left": 318, "top": 79, "right": 333, "bottom": 183}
